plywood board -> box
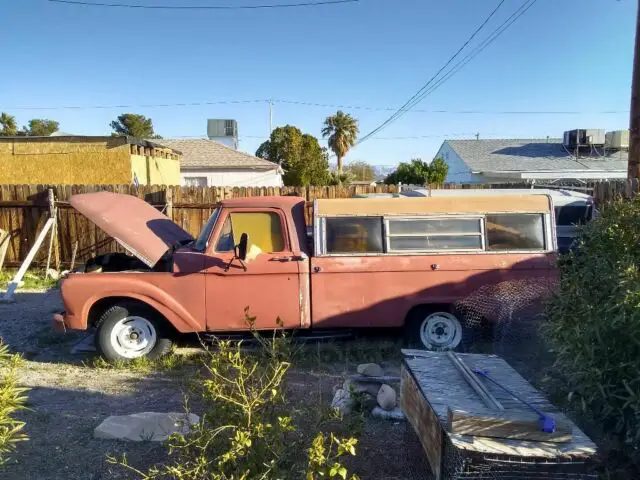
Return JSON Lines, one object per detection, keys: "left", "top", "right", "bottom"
{"left": 401, "top": 365, "right": 443, "bottom": 479}
{"left": 447, "top": 408, "right": 573, "bottom": 443}
{"left": 316, "top": 195, "right": 552, "bottom": 216}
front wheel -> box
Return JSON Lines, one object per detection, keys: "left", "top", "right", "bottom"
{"left": 406, "top": 309, "right": 464, "bottom": 351}
{"left": 96, "top": 303, "right": 172, "bottom": 362}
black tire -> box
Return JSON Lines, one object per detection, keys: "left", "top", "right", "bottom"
{"left": 95, "top": 302, "right": 172, "bottom": 362}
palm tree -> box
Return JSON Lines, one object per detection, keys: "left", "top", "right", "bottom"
{"left": 322, "top": 111, "right": 359, "bottom": 174}
{"left": 0, "top": 113, "right": 17, "bottom": 136}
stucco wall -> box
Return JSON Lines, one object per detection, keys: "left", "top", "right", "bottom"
{"left": 436, "top": 142, "right": 487, "bottom": 184}
{"left": 0, "top": 138, "right": 132, "bottom": 184}
{"left": 131, "top": 154, "right": 181, "bottom": 185}
{"left": 181, "top": 168, "right": 283, "bottom": 187}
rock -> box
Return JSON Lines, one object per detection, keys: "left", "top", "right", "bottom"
{"left": 371, "top": 406, "right": 405, "bottom": 421}
{"left": 343, "top": 378, "right": 381, "bottom": 397}
{"left": 356, "top": 363, "right": 384, "bottom": 377}
{"left": 377, "top": 384, "right": 397, "bottom": 411}
{"left": 94, "top": 412, "right": 199, "bottom": 442}
{"left": 46, "top": 269, "right": 60, "bottom": 281}
{"left": 331, "top": 389, "right": 354, "bottom": 415}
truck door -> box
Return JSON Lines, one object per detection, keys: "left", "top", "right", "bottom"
{"left": 203, "top": 208, "right": 304, "bottom": 331}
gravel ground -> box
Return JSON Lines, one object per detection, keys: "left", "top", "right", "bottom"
{"left": 0, "top": 289, "right": 432, "bottom": 480}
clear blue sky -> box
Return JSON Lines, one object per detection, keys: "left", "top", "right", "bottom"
{"left": 0, "top": 0, "right": 636, "bottom": 168}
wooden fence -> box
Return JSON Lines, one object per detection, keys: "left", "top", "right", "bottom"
{"left": 0, "top": 181, "right": 637, "bottom": 269}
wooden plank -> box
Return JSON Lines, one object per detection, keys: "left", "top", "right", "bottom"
{"left": 0, "top": 229, "right": 9, "bottom": 273}
{"left": 447, "top": 408, "right": 573, "bottom": 443}
{"left": 401, "top": 364, "right": 442, "bottom": 479}
{"left": 1, "top": 217, "right": 55, "bottom": 301}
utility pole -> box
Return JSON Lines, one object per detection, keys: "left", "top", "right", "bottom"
{"left": 268, "top": 99, "right": 274, "bottom": 135}
{"left": 628, "top": 0, "right": 640, "bottom": 179}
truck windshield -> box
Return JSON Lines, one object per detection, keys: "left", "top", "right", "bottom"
{"left": 194, "top": 208, "right": 220, "bottom": 251}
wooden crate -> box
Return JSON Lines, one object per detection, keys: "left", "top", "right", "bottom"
{"left": 401, "top": 351, "right": 598, "bottom": 479}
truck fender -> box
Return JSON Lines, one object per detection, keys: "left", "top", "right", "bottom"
{"left": 83, "top": 290, "right": 202, "bottom": 333}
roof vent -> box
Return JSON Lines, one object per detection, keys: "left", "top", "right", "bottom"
{"left": 562, "top": 129, "right": 605, "bottom": 148}
{"left": 605, "top": 130, "right": 629, "bottom": 149}
{"left": 207, "top": 119, "right": 238, "bottom": 150}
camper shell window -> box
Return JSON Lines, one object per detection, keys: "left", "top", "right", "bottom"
{"left": 386, "top": 217, "right": 484, "bottom": 252}
{"left": 317, "top": 212, "right": 550, "bottom": 256}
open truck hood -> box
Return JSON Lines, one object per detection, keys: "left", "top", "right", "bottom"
{"left": 70, "top": 192, "right": 193, "bottom": 267}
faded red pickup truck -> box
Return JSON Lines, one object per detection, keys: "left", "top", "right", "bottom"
{"left": 54, "top": 192, "right": 556, "bottom": 361}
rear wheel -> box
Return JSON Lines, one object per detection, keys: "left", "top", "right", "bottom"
{"left": 96, "top": 303, "right": 172, "bottom": 362}
{"left": 406, "top": 307, "right": 464, "bottom": 351}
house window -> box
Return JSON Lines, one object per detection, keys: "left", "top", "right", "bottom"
{"left": 486, "top": 214, "right": 545, "bottom": 250}
{"left": 184, "top": 176, "right": 207, "bottom": 187}
{"left": 215, "top": 212, "right": 285, "bottom": 253}
{"left": 325, "top": 217, "right": 383, "bottom": 254}
{"left": 386, "top": 217, "right": 483, "bottom": 252}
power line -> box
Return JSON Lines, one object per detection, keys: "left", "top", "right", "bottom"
{"left": 356, "top": 0, "right": 538, "bottom": 146}
{"left": 356, "top": 0, "right": 508, "bottom": 145}
{"left": 48, "top": 0, "right": 358, "bottom": 9}
{"left": 4, "top": 99, "right": 269, "bottom": 111}
{"left": 3, "top": 97, "right": 625, "bottom": 114}
{"left": 399, "top": 0, "right": 540, "bottom": 113}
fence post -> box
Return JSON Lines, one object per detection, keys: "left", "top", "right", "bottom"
{"left": 47, "top": 188, "right": 60, "bottom": 271}
{"left": 165, "top": 188, "right": 173, "bottom": 220}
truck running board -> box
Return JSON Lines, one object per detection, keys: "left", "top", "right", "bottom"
{"left": 201, "top": 329, "right": 353, "bottom": 345}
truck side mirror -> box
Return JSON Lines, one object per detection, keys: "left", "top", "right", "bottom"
{"left": 224, "top": 233, "right": 249, "bottom": 272}
{"left": 237, "top": 233, "right": 248, "bottom": 261}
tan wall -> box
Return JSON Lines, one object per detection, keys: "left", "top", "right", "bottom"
{"left": 130, "top": 154, "right": 181, "bottom": 185}
{"left": 0, "top": 138, "right": 132, "bottom": 184}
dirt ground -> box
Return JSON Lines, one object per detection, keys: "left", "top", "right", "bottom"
{"left": 0, "top": 289, "right": 433, "bottom": 480}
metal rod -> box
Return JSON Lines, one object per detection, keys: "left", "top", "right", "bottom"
{"left": 447, "top": 351, "right": 504, "bottom": 411}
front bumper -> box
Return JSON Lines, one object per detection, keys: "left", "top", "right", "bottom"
{"left": 52, "top": 312, "right": 67, "bottom": 333}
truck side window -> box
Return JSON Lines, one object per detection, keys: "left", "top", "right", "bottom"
{"left": 215, "top": 216, "right": 235, "bottom": 252}
{"left": 216, "top": 212, "right": 285, "bottom": 253}
{"left": 325, "top": 217, "right": 383, "bottom": 254}
{"left": 486, "top": 214, "right": 545, "bottom": 250}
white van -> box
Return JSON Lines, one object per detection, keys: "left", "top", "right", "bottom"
{"left": 399, "top": 188, "right": 594, "bottom": 253}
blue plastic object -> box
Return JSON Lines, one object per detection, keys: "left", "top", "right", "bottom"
{"left": 473, "top": 368, "right": 556, "bottom": 434}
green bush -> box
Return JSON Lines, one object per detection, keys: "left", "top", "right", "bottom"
{"left": 110, "top": 319, "right": 359, "bottom": 479}
{"left": 0, "top": 341, "right": 28, "bottom": 465}
{"left": 545, "top": 198, "right": 640, "bottom": 473}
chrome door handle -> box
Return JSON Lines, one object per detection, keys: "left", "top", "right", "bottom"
{"left": 270, "top": 256, "right": 292, "bottom": 262}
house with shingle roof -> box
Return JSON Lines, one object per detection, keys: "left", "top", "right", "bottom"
{"left": 435, "top": 137, "right": 627, "bottom": 184}
{"left": 156, "top": 138, "right": 283, "bottom": 187}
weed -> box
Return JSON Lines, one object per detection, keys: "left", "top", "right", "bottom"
{"left": 0, "top": 341, "right": 29, "bottom": 465}
{"left": 0, "top": 270, "right": 57, "bottom": 291}
{"left": 295, "top": 337, "right": 402, "bottom": 371}
{"left": 108, "top": 313, "right": 360, "bottom": 479}
{"left": 86, "top": 347, "right": 204, "bottom": 374}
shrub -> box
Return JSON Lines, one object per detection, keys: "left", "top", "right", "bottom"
{"left": 0, "top": 341, "right": 28, "bottom": 465}
{"left": 545, "top": 198, "right": 640, "bottom": 473}
{"left": 110, "top": 317, "right": 359, "bottom": 479}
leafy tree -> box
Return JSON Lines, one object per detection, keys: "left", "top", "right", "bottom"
{"left": 110, "top": 113, "right": 160, "bottom": 138}
{"left": 22, "top": 119, "right": 59, "bottom": 136}
{"left": 0, "top": 113, "right": 18, "bottom": 136}
{"left": 384, "top": 158, "right": 430, "bottom": 185}
{"left": 344, "top": 160, "right": 375, "bottom": 182}
{"left": 384, "top": 157, "right": 448, "bottom": 185}
{"left": 322, "top": 111, "right": 359, "bottom": 175}
{"left": 427, "top": 157, "right": 448, "bottom": 184}
{"left": 256, "top": 125, "right": 330, "bottom": 186}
